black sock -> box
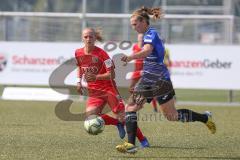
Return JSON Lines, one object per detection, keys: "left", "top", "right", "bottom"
{"left": 177, "top": 109, "right": 208, "bottom": 123}
{"left": 125, "top": 112, "right": 137, "bottom": 145}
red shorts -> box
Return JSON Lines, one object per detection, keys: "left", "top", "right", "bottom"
{"left": 86, "top": 87, "right": 125, "bottom": 114}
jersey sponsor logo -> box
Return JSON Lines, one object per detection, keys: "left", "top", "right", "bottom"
{"left": 104, "top": 59, "right": 112, "bottom": 68}
{"left": 81, "top": 66, "right": 98, "bottom": 74}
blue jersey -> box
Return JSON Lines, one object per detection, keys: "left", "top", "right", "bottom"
{"left": 142, "top": 27, "right": 170, "bottom": 82}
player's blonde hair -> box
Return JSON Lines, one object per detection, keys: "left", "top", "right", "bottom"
{"left": 82, "top": 27, "right": 104, "bottom": 42}
{"left": 131, "top": 6, "right": 164, "bottom": 25}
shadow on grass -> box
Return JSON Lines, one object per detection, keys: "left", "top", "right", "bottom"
{"left": 149, "top": 145, "right": 205, "bottom": 150}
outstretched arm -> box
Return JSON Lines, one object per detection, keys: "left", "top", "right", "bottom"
{"left": 85, "top": 69, "right": 115, "bottom": 82}
{"left": 121, "top": 44, "right": 153, "bottom": 63}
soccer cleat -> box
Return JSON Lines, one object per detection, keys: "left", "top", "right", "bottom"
{"left": 116, "top": 142, "right": 137, "bottom": 153}
{"left": 116, "top": 122, "right": 126, "bottom": 139}
{"left": 204, "top": 111, "right": 216, "bottom": 134}
{"left": 140, "top": 137, "right": 150, "bottom": 148}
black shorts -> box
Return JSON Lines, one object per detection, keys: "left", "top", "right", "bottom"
{"left": 129, "top": 77, "right": 175, "bottom": 105}
{"left": 146, "top": 89, "right": 175, "bottom": 105}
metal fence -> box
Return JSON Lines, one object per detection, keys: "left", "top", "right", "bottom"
{"left": 0, "top": 12, "right": 239, "bottom": 44}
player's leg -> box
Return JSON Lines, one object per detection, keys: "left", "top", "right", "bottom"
{"left": 136, "top": 127, "right": 150, "bottom": 148}
{"left": 86, "top": 97, "right": 112, "bottom": 123}
{"left": 87, "top": 96, "right": 120, "bottom": 125}
{"left": 116, "top": 104, "right": 139, "bottom": 153}
{"left": 157, "top": 93, "right": 216, "bottom": 134}
{"left": 108, "top": 94, "right": 149, "bottom": 147}
{"left": 116, "top": 92, "right": 146, "bottom": 153}
{"left": 87, "top": 96, "right": 126, "bottom": 138}
{"left": 128, "top": 75, "right": 149, "bottom": 146}
{"left": 151, "top": 97, "right": 158, "bottom": 112}
{"left": 85, "top": 97, "right": 104, "bottom": 117}
{"left": 106, "top": 90, "right": 126, "bottom": 139}
{"left": 102, "top": 113, "right": 126, "bottom": 139}
{"left": 101, "top": 114, "right": 118, "bottom": 125}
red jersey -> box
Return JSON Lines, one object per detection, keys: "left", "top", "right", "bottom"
{"left": 131, "top": 44, "right": 143, "bottom": 79}
{"left": 75, "top": 46, "right": 115, "bottom": 94}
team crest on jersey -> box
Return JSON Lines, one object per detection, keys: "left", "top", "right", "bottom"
{"left": 92, "top": 57, "right": 98, "bottom": 63}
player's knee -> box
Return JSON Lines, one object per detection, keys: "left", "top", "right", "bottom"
{"left": 85, "top": 107, "right": 101, "bottom": 117}
{"left": 125, "top": 104, "right": 138, "bottom": 112}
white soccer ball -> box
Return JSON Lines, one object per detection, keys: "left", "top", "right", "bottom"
{"left": 84, "top": 115, "right": 105, "bottom": 135}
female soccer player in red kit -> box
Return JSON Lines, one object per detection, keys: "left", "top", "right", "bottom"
{"left": 75, "top": 28, "right": 149, "bottom": 147}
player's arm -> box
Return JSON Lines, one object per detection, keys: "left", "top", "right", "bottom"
{"left": 121, "top": 44, "right": 153, "bottom": 62}
{"left": 165, "top": 58, "right": 171, "bottom": 69}
{"left": 75, "top": 50, "right": 85, "bottom": 94}
{"left": 76, "top": 65, "right": 84, "bottom": 94}
{"left": 95, "top": 54, "right": 115, "bottom": 80}
{"left": 96, "top": 69, "right": 115, "bottom": 80}
{"left": 164, "top": 49, "right": 172, "bottom": 70}
{"left": 85, "top": 67, "right": 115, "bottom": 82}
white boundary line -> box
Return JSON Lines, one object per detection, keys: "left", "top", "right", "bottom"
{"left": 1, "top": 95, "right": 239, "bottom": 107}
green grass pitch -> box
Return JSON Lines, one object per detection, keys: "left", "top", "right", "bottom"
{"left": 1, "top": 100, "right": 240, "bottom": 160}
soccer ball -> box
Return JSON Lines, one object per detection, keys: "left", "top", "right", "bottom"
{"left": 84, "top": 115, "right": 105, "bottom": 135}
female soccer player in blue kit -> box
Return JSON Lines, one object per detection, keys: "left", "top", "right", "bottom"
{"left": 116, "top": 6, "right": 216, "bottom": 154}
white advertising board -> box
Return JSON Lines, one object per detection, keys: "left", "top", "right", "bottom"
{"left": 0, "top": 42, "right": 80, "bottom": 85}
{"left": 168, "top": 45, "right": 240, "bottom": 90}
{"left": 0, "top": 42, "right": 240, "bottom": 90}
